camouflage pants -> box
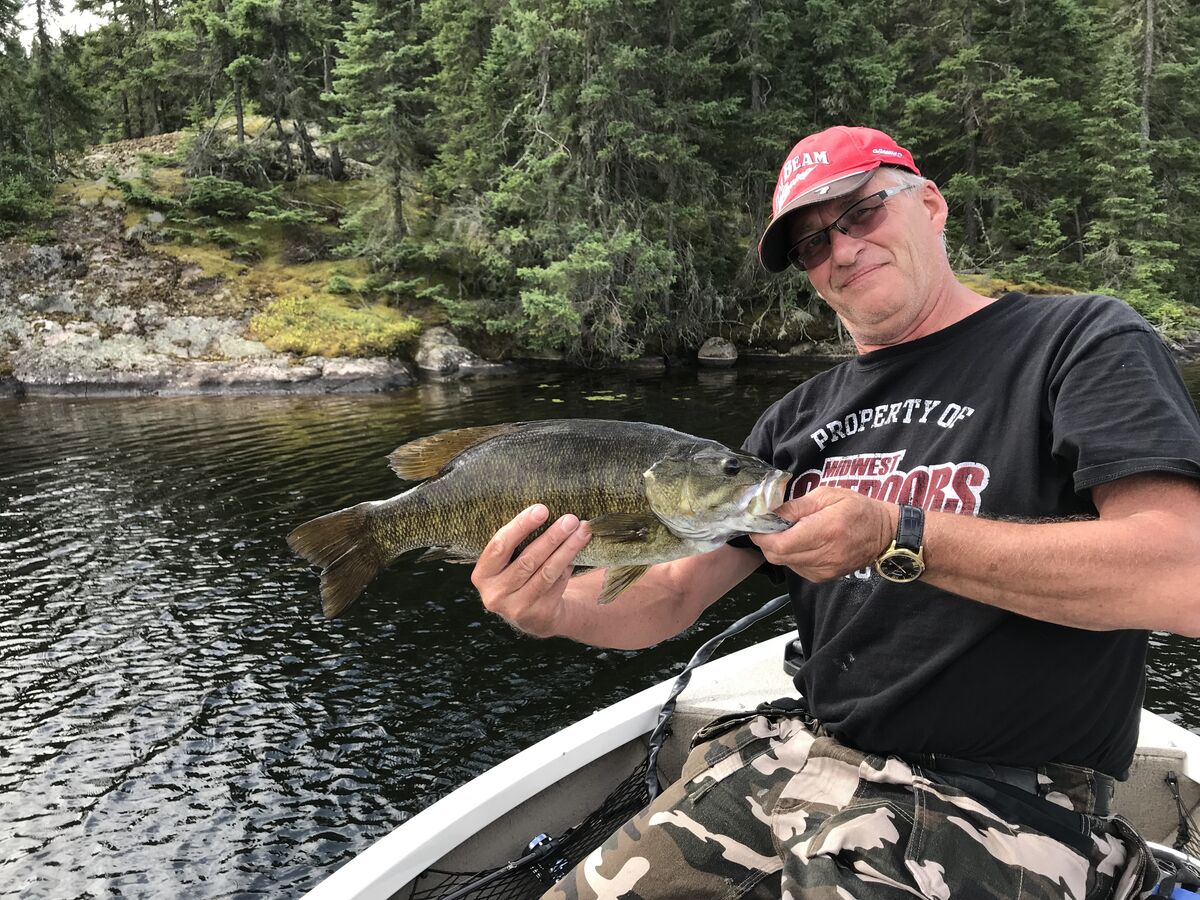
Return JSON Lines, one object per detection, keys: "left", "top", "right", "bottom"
{"left": 544, "top": 705, "right": 1160, "bottom": 899}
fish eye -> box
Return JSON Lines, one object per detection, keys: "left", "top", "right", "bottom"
{"left": 722, "top": 457, "right": 741, "bottom": 476}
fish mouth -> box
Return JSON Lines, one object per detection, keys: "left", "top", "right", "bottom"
{"left": 663, "top": 468, "right": 794, "bottom": 543}
{"left": 741, "top": 469, "right": 793, "bottom": 531}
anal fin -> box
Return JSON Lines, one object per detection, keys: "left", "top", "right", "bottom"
{"left": 417, "top": 546, "right": 478, "bottom": 565}
{"left": 597, "top": 565, "right": 651, "bottom": 605}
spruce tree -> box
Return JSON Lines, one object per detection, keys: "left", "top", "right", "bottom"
{"left": 1081, "top": 41, "right": 1179, "bottom": 323}
{"left": 328, "top": 0, "right": 430, "bottom": 244}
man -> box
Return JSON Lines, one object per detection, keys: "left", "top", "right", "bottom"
{"left": 472, "top": 126, "right": 1200, "bottom": 897}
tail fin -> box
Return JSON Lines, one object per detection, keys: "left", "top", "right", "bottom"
{"left": 287, "top": 503, "right": 385, "bottom": 618}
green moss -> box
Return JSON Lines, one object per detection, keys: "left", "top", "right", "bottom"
{"left": 956, "top": 273, "right": 1081, "bottom": 297}
{"left": 248, "top": 294, "right": 421, "bottom": 358}
{"left": 55, "top": 178, "right": 121, "bottom": 204}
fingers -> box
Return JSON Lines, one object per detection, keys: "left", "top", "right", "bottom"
{"left": 473, "top": 504, "right": 550, "bottom": 579}
{"left": 499, "top": 511, "right": 590, "bottom": 592}
{"left": 750, "top": 489, "right": 896, "bottom": 581}
{"left": 472, "top": 505, "right": 593, "bottom": 635}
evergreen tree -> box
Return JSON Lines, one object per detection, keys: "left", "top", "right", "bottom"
{"left": 328, "top": 0, "right": 430, "bottom": 244}
{"left": 1080, "top": 38, "right": 1178, "bottom": 321}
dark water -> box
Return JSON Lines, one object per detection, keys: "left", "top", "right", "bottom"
{"left": 2, "top": 364, "right": 1198, "bottom": 899}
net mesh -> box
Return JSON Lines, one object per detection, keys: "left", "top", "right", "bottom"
{"left": 406, "top": 758, "right": 653, "bottom": 900}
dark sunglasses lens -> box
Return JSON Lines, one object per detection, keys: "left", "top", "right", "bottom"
{"left": 789, "top": 234, "right": 830, "bottom": 271}
{"left": 842, "top": 200, "right": 887, "bottom": 236}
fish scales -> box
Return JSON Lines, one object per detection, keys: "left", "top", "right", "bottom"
{"left": 287, "top": 419, "right": 792, "bottom": 617}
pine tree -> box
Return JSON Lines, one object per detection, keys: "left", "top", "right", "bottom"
{"left": 1080, "top": 39, "right": 1179, "bottom": 323}
{"left": 328, "top": 0, "right": 430, "bottom": 244}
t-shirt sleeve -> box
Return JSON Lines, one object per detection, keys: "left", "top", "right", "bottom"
{"left": 1048, "top": 322, "right": 1200, "bottom": 492}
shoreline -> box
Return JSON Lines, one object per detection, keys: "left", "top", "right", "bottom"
{"left": 0, "top": 351, "right": 857, "bottom": 400}
{"left": 3, "top": 346, "right": 1195, "bottom": 401}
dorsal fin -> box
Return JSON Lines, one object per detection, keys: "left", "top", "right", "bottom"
{"left": 387, "top": 422, "right": 524, "bottom": 480}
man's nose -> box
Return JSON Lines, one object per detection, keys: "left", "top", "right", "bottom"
{"left": 828, "top": 223, "right": 864, "bottom": 265}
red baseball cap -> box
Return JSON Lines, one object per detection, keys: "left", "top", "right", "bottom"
{"left": 758, "top": 126, "right": 920, "bottom": 272}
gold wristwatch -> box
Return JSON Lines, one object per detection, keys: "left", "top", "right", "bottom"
{"left": 875, "top": 503, "right": 926, "bottom": 583}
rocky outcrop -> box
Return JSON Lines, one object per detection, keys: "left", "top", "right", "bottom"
{"left": 0, "top": 205, "right": 508, "bottom": 396}
{"left": 1, "top": 308, "right": 416, "bottom": 396}
{"left": 697, "top": 337, "right": 737, "bottom": 368}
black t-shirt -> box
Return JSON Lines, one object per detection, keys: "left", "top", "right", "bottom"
{"left": 739, "top": 292, "right": 1200, "bottom": 778}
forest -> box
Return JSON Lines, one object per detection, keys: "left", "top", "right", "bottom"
{"left": 1, "top": 0, "right": 1197, "bottom": 364}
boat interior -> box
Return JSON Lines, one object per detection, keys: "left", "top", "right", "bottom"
{"left": 308, "top": 631, "right": 1200, "bottom": 900}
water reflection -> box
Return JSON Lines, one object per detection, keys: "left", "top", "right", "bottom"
{"left": 0, "top": 363, "right": 1197, "bottom": 898}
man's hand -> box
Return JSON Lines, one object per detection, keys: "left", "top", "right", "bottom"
{"left": 471, "top": 504, "right": 593, "bottom": 637}
{"left": 750, "top": 487, "right": 897, "bottom": 581}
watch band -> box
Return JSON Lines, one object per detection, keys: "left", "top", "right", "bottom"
{"left": 895, "top": 503, "right": 924, "bottom": 552}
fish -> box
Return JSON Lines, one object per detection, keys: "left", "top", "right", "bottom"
{"left": 287, "top": 419, "right": 793, "bottom": 618}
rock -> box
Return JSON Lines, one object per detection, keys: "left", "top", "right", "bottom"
{"left": 318, "top": 357, "right": 416, "bottom": 391}
{"left": 416, "top": 341, "right": 478, "bottom": 377}
{"left": 124, "top": 224, "right": 151, "bottom": 243}
{"left": 415, "top": 326, "right": 484, "bottom": 378}
{"left": 213, "top": 335, "right": 273, "bottom": 360}
{"left": 697, "top": 337, "right": 737, "bottom": 368}
{"left": 624, "top": 355, "right": 667, "bottom": 373}
{"left": 456, "top": 359, "right": 517, "bottom": 379}
{"left": 26, "top": 245, "right": 65, "bottom": 277}
{"left": 420, "top": 326, "right": 462, "bottom": 348}
{"left": 179, "top": 265, "right": 220, "bottom": 291}
{"left": 149, "top": 316, "right": 240, "bottom": 359}
{"left": 145, "top": 211, "right": 166, "bottom": 226}
{"left": 20, "top": 292, "right": 77, "bottom": 315}
{"left": 92, "top": 305, "right": 140, "bottom": 334}
{"left": 101, "top": 197, "right": 126, "bottom": 211}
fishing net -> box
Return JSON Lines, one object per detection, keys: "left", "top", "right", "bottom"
{"left": 404, "top": 757, "right": 653, "bottom": 900}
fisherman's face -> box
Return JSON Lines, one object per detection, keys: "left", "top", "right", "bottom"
{"left": 785, "top": 170, "right": 950, "bottom": 348}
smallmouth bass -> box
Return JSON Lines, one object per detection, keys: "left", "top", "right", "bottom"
{"left": 287, "top": 419, "right": 792, "bottom": 617}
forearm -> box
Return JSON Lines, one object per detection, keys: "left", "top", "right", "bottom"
{"left": 553, "top": 546, "right": 765, "bottom": 650}
{"left": 923, "top": 506, "right": 1200, "bottom": 635}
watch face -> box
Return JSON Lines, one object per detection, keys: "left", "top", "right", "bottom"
{"left": 877, "top": 550, "right": 925, "bottom": 583}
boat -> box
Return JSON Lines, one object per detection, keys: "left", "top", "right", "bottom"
{"left": 301, "top": 609, "right": 1200, "bottom": 900}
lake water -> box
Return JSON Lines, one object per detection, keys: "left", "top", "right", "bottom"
{"left": 2, "top": 362, "right": 1199, "bottom": 898}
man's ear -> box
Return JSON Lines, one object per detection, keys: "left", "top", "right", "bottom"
{"left": 921, "top": 181, "right": 950, "bottom": 233}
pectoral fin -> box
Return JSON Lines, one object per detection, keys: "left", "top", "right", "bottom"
{"left": 587, "top": 513, "right": 664, "bottom": 544}
{"left": 387, "top": 422, "right": 524, "bottom": 480}
{"left": 597, "top": 565, "right": 651, "bottom": 605}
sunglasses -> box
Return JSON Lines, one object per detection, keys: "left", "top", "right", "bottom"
{"left": 785, "top": 183, "right": 918, "bottom": 271}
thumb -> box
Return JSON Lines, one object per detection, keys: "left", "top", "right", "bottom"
{"left": 772, "top": 489, "right": 832, "bottom": 523}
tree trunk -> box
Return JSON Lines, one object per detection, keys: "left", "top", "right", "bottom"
{"left": 324, "top": 41, "right": 345, "bottom": 179}
{"left": 390, "top": 166, "right": 407, "bottom": 239}
{"left": 1140, "top": 0, "right": 1154, "bottom": 149}
{"left": 961, "top": 3, "right": 978, "bottom": 257}
{"left": 234, "top": 82, "right": 245, "bottom": 144}
{"left": 294, "top": 120, "right": 319, "bottom": 172}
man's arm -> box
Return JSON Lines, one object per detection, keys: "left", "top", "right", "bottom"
{"left": 750, "top": 473, "right": 1200, "bottom": 636}
{"left": 471, "top": 504, "right": 765, "bottom": 649}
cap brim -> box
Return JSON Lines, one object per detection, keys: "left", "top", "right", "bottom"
{"left": 758, "top": 168, "right": 878, "bottom": 272}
